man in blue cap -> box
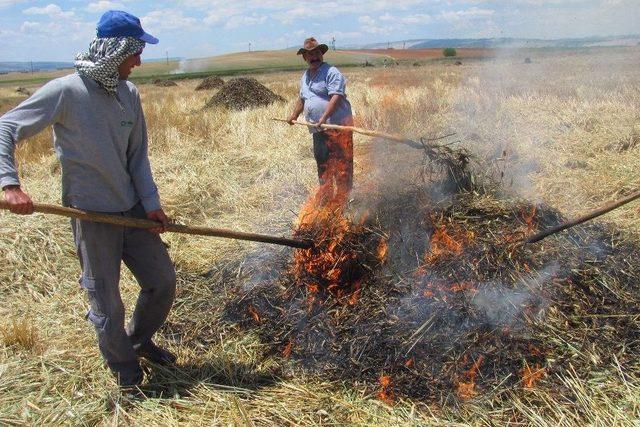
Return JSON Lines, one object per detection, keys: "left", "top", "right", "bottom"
{"left": 0, "top": 11, "right": 176, "bottom": 387}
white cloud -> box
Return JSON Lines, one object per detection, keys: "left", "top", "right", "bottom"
{"left": 20, "top": 18, "right": 93, "bottom": 41}
{"left": 321, "top": 30, "right": 363, "bottom": 41}
{"left": 224, "top": 15, "right": 266, "bottom": 29}
{"left": 141, "top": 9, "right": 198, "bottom": 31}
{"left": 271, "top": 6, "right": 333, "bottom": 24}
{"left": 0, "top": 27, "right": 19, "bottom": 37}
{"left": 20, "top": 20, "right": 66, "bottom": 35}
{"left": 356, "top": 12, "right": 432, "bottom": 36}
{"left": 4, "top": 0, "right": 640, "bottom": 60}
{"left": 379, "top": 12, "right": 432, "bottom": 24}
{"left": 510, "top": 0, "right": 589, "bottom": 4}
{"left": 359, "top": 15, "right": 376, "bottom": 26}
{"left": 86, "top": 1, "right": 126, "bottom": 13}
{"left": 179, "top": 0, "right": 430, "bottom": 16}
{"left": 439, "top": 7, "right": 494, "bottom": 23}
{"left": 0, "top": 0, "right": 27, "bottom": 9}
{"left": 23, "top": 3, "right": 74, "bottom": 19}
{"left": 203, "top": 6, "right": 242, "bottom": 25}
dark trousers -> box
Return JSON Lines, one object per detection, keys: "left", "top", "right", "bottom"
{"left": 71, "top": 203, "right": 176, "bottom": 379}
{"left": 312, "top": 130, "right": 353, "bottom": 191}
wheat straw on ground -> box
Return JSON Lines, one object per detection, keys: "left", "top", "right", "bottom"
{"left": 1, "top": 48, "right": 639, "bottom": 425}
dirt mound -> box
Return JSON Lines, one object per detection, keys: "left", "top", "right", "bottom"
{"left": 195, "top": 76, "right": 224, "bottom": 91}
{"left": 205, "top": 77, "right": 284, "bottom": 110}
{"left": 154, "top": 79, "right": 178, "bottom": 87}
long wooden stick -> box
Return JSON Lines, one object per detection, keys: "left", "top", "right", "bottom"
{"left": 0, "top": 201, "right": 313, "bottom": 249}
{"left": 525, "top": 188, "right": 640, "bottom": 244}
{"left": 272, "top": 118, "right": 424, "bottom": 149}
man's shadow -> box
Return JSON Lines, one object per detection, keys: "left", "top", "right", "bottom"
{"left": 138, "top": 358, "right": 280, "bottom": 399}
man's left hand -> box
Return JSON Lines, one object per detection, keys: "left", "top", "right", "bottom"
{"left": 146, "top": 209, "right": 170, "bottom": 233}
{"left": 316, "top": 116, "right": 327, "bottom": 131}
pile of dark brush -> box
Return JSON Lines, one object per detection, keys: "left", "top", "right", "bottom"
{"left": 223, "top": 187, "right": 639, "bottom": 403}
{"left": 153, "top": 79, "right": 178, "bottom": 87}
{"left": 205, "top": 77, "right": 284, "bottom": 110}
{"left": 195, "top": 76, "right": 224, "bottom": 91}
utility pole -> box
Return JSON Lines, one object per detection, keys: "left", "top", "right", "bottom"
{"left": 30, "top": 61, "right": 34, "bottom": 74}
{"left": 165, "top": 50, "right": 169, "bottom": 65}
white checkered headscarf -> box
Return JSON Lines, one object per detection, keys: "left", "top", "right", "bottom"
{"left": 75, "top": 36, "right": 145, "bottom": 95}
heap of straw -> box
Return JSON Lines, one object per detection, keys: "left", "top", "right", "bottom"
{"left": 223, "top": 143, "right": 639, "bottom": 404}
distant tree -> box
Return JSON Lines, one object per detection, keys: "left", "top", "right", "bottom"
{"left": 443, "top": 48, "right": 457, "bottom": 57}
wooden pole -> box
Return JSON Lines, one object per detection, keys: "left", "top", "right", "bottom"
{"left": 525, "top": 188, "right": 640, "bottom": 244}
{"left": 272, "top": 118, "right": 425, "bottom": 149}
{"left": 0, "top": 201, "right": 313, "bottom": 249}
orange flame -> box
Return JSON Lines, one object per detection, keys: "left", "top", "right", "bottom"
{"left": 377, "top": 239, "right": 389, "bottom": 263}
{"left": 247, "top": 305, "right": 261, "bottom": 323}
{"left": 282, "top": 340, "right": 293, "bottom": 358}
{"left": 295, "top": 130, "right": 353, "bottom": 230}
{"left": 357, "top": 210, "right": 370, "bottom": 226}
{"left": 423, "top": 281, "right": 478, "bottom": 299}
{"left": 456, "top": 355, "right": 484, "bottom": 400}
{"left": 348, "top": 281, "right": 362, "bottom": 306}
{"left": 528, "top": 344, "right": 544, "bottom": 357}
{"left": 523, "top": 206, "right": 537, "bottom": 230}
{"left": 521, "top": 363, "right": 545, "bottom": 389}
{"left": 377, "top": 375, "right": 396, "bottom": 404}
{"left": 450, "top": 281, "right": 476, "bottom": 293}
{"left": 425, "top": 221, "right": 474, "bottom": 264}
{"left": 292, "top": 130, "right": 370, "bottom": 305}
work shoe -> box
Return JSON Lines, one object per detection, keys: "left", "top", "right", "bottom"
{"left": 110, "top": 361, "right": 144, "bottom": 388}
{"left": 134, "top": 340, "right": 177, "bottom": 365}
{"left": 118, "top": 370, "right": 144, "bottom": 389}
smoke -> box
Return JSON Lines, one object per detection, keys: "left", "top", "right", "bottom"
{"left": 472, "top": 262, "right": 559, "bottom": 328}
{"left": 171, "top": 58, "right": 214, "bottom": 74}
{"left": 447, "top": 47, "right": 639, "bottom": 202}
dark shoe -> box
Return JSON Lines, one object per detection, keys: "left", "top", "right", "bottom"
{"left": 134, "top": 341, "right": 177, "bottom": 365}
{"left": 118, "top": 371, "right": 144, "bottom": 389}
{"left": 109, "top": 361, "right": 144, "bottom": 388}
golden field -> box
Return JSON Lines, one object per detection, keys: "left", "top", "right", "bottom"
{"left": 175, "top": 49, "right": 391, "bottom": 74}
{"left": 0, "top": 47, "right": 639, "bottom": 425}
{"left": 0, "top": 49, "right": 392, "bottom": 88}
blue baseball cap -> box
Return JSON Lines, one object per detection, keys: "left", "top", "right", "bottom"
{"left": 96, "top": 10, "right": 159, "bottom": 44}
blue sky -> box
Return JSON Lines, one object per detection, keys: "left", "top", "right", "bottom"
{"left": 0, "top": 0, "right": 638, "bottom": 61}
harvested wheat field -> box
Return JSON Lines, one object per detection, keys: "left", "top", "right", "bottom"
{"left": 347, "top": 48, "right": 495, "bottom": 61}
{"left": 1, "top": 47, "right": 639, "bottom": 425}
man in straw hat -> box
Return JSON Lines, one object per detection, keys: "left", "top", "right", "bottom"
{"left": 287, "top": 37, "right": 354, "bottom": 192}
{"left": 0, "top": 10, "right": 177, "bottom": 388}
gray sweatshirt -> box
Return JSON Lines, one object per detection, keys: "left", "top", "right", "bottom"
{"left": 0, "top": 73, "right": 161, "bottom": 213}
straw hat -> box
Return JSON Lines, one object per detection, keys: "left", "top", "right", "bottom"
{"left": 296, "top": 37, "right": 329, "bottom": 55}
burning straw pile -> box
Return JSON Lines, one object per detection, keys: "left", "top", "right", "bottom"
{"left": 224, "top": 134, "right": 639, "bottom": 405}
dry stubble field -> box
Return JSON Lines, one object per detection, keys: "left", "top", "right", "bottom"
{"left": 0, "top": 48, "right": 639, "bottom": 425}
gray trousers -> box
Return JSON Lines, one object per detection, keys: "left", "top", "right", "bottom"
{"left": 71, "top": 203, "right": 176, "bottom": 377}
